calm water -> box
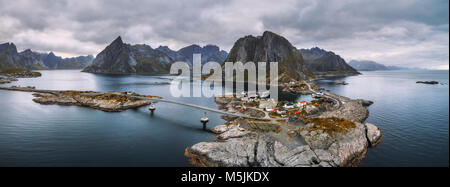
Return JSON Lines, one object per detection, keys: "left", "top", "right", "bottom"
{"left": 0, "top": 70, "right": 448, "bottom": 166}
{"left": 316, "top": 70, "right": 449, "bottom": 167}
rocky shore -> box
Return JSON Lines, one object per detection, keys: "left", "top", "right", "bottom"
{"left": 0, "top": 86, "right": 160, "bottom": 112}
{"left": 0, "top": 77, "right": 18, "bottom": 84}
{"left": 185, "top": 88, "right": 382, "bottom": 167}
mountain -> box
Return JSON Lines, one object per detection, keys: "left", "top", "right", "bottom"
{"left": 224, "top": 31, "right": 314, "bottom": 82}
{"left": 82, "top": 36, "right": 173, "bottom": 74}
{"left": 156, "top": 44, "right": 227, "bottom": 66}
{"left": 40, "top": 52, "right": 93, "bottom": 69}
{"left": 0, "top": 42, "right": 93, "bottom": 70}
{"left": 348, "top": 60, "right": 389, "bottom": 71}
{"left": 0, "top": 43, "right": 47, "bottom": 70}
{"left": 386, "top": 65, "right": 426, "bottom": 71}
{"left": 83, "top": 36, "right": 228, "bottom": 74}
{"left": 299, "top": 47, "right": 360, "bottom": 76}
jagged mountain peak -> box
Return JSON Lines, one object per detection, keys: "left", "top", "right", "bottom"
{"left": 112, "top": 36, "right": 123, "bottom": 44}
{"left": 0, "top": 42, "right": 18, "bottom": 54}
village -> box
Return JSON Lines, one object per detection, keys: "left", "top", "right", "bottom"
{"left": 214, "top": 84, "right": 335, "bottom": 121}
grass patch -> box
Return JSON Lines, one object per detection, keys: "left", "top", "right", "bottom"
{"left": 303, "top": 117, "right": 356, "bottom": 136}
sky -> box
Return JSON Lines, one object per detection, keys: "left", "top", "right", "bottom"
{"left": 0, "top": 0, "right": 448, "bottom": 69}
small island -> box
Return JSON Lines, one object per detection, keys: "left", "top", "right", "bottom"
{"left": 0, "top": 68, "right": 42, "bottom": 78}
{"left": 416, "top": 81, "right": 439, "bottom": 85}
{"left": 0, "top": 86, "right": 160, "bottom": 112}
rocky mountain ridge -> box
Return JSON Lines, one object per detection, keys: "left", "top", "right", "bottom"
{"left": 0, "top": 42, "right": 93, "bottom": 70}
{"left": 299, "top": 47, "right": 360, "bottom": 76}
{"left": 83, "top": 36, "right": 228, "bottom": 74}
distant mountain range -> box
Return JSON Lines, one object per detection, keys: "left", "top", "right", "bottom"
{"left": 299, "top": 47, "right": 360, "bottom": 76}
{"left": 348, "top": 60, "right": 426, "bottom": 71}
{"left": 156, "top": 45, "right": 227, "bottom": 66}
{"left": 85, "top": 32, "right": 362, "bottom": 81}
{"left": 82, "top": 36, "right": 228, "bottom": 74}
{"left": 0, "top": 42, "right": 93, "bottom": 70}
{"left": 348, "top": 60, "right": 389, "bottom": 71}
{"left": 3, "top": 31, "right": 369, "bottom": 82}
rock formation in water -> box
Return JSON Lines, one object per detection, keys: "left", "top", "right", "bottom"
{"left": 0, "top": 42, "right": 94, "bottom": 70}
{"left": 299, "top": 47, "right": 360, "bottom": 76}
{"left": 224, "top": 31, "right": 315, "bottom": 82}
{"left": 348, "top": 60, "right": 389, "bottom": 71}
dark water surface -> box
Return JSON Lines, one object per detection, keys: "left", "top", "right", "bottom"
{"left": 316, "top": 70, "right": 449, "bottom": 167}
{"left": 0, "top": 70, "right": 448, "bottom": 166}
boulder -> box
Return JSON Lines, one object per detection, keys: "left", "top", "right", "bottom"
{"left": 365, "top": 123, "right": 383, "bottom": 147}
{"left": 305, "top": 105, "right": 319, "bottom": 115}
{"left": 211, "top": 124, "right": 229, "bottom": 134}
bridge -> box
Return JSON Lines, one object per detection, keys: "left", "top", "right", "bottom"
{"left": 0, "top": 86, "right": 283, "bottom": 121}
{"left": 136, "top": 97, "right": 273, "bottom": 121}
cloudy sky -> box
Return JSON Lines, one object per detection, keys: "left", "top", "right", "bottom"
{"left": 0, "top": 0, "right": 448, "bottom": 69}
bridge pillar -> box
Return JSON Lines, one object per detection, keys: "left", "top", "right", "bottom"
{"left": 149, "top": 103, "right": 156, "bottom": 114}
{"left": 200, "top": 112, "right": 209, "bottom": 130}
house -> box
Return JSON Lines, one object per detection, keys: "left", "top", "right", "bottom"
{"left": 296, "top": 101, "right": 307, "bottom": 108}
{"left": 265, "top": 106, "right": 274, "bottom": 112}
{"left": 284, "top": 102, "right": 295, "bottom": 109}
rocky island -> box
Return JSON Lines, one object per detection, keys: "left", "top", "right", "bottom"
{"left": 185, "top": 82, "right": 382, "bottom": 167}
{"left": 0, "top": 86, "right": 160, "bottom": 112}
{"left": 0, "top": 68, "right": 42, "bottom": 78}
{"left": 416, "top": 81, "right": 439, "bottom": 85}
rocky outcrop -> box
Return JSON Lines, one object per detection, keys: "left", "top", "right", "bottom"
{"left": 0, "top": 68, "right": 42, "bottom": 78}
{"left": 319, "top": 93, "right": 370, "bottom": 123}
{"left": 186, "top": 90, "right": 382, "bottom": 167}
{"left": 365, "top": 123, "right": 383, "bottom": 147}
{"left": 0, "top": 77, "right": 18, "bottom": 84}
{"left": 333, "top": 80, "right": 348, "bottom": 85}
{"left": 224, "top": 31, "right": 315, "bottom": 82}
{"left": 299, "top": 47, "right": 360, "bottom": 76}
{"left": 186, "top": 117, "right": 381, "bottom": 167}
{"left": 28, "top": 90, "right": 157, "bottom": 112}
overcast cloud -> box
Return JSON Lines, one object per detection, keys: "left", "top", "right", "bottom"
{"left": 0, "top": 0, "right": 448, "bottom": 69}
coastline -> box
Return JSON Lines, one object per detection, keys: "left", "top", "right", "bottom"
{"left": 0, "top": 77, "right": 382, "bottom": 167}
